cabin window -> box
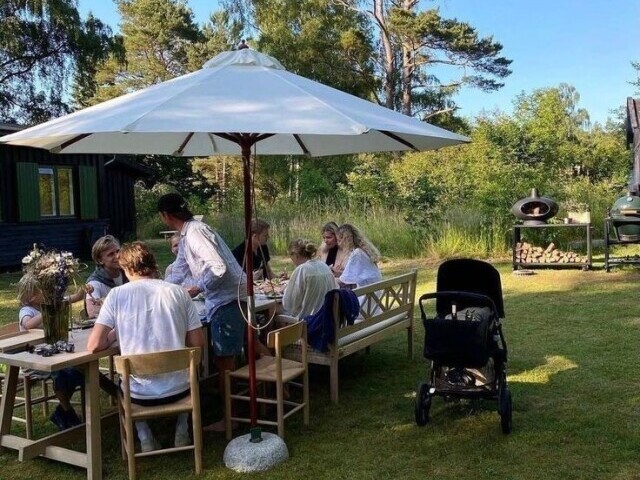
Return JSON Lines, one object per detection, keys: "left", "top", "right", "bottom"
{"left": 38, "top": 167, "right": 75, "bottom": 217}
{"left": 17, "top": 162, "right": 97, "bottom": 222}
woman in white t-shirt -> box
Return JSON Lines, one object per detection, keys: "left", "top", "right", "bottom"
{"left": 283, "top": 239, "right": 338, "bottom": 318}
{"left": 337, "top": 224, "right": 382, "bottom": 289}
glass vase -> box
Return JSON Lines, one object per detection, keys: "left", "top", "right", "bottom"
{"left": 41, "top": 301, "right": 70, "bottom": 344}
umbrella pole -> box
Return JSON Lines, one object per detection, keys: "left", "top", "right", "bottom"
{"left": 241, "top": 139, "right": 259, "bottom": 433}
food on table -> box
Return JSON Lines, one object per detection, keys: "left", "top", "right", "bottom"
{"left": 254, "top": 278, "right": 287, "bottom": 297}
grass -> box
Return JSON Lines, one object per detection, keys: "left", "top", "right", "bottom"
{"left": 0, "top": 243, "right": 639, "bottom": 479}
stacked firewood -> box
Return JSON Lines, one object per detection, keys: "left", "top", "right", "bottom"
{"left": 515, "top": 242, "right": 585, "bottom": 264}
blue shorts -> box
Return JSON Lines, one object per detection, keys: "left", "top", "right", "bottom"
{"left": 209, "top": 301, "right": 246, "bottom": 356}
{"left": 52, "top": 368, "right": 84, "bottom": 394}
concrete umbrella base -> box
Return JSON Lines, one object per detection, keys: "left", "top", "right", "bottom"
{"left": 224, "top": 432, "right": 289, "bottom": 472}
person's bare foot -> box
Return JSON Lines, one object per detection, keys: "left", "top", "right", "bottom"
{"left": 202, "top": 418, "right": 238, "bottom": 432}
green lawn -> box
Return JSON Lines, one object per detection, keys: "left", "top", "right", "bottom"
{"left": 0, "top": 243, "right": 639, "bottom": 479}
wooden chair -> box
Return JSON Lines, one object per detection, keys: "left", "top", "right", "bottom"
{"left": 0, "top": 323, "right": 58, "bottom": 438}
{"left": 225, "top": 320, "right": 309, "bottom": 439}
{"left": 115, "top": 348, "right": 202, "bottom": 480}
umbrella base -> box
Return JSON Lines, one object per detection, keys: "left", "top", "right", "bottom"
{"left": 224, "top": 432, "right": 289, "bottom": 472}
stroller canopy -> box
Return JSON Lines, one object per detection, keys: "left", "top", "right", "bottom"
{"left": 434, "top": 259, "right": 505, "bottom": 318}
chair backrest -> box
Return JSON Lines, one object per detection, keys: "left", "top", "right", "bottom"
{"left": 0, "top": 322, "right": 20, "bottom": 339}
{"left": 115, "top": 348, "right": 202, "bottom": 377}
{"left": 267, "top": 321, "right": 305, "bottom": 349}
{"left": 266, "top": 321, "right": 307, "bottom": 386}
{"left": 267, "top": 321, "right": 307, "bottom": 361}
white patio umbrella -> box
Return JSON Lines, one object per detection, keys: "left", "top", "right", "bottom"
{"left": 0, "top": 46, "right": 469, "bottom": 449}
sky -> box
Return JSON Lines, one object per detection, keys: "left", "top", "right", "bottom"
{"left": 77, "top": 0, "right": 639, "bottom": 125}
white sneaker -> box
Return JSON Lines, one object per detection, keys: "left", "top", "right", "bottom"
{"left": 174, "top": 431, "right": 191, "bottom": 448}
{"left": 140, "top": 437, "right": 161, "bottom": 453}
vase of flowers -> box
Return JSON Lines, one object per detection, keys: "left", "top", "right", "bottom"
{"left": 22, "top": 245, "right": 81, "bottom": 344}
{"left": 40, "top": 300, "right": 71, "bottom": 344}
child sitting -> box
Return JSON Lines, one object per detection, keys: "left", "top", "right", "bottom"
{"left": 17, "top": 274, "right": 89, "bottom": 431}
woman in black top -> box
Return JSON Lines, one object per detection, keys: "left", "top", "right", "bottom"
{"left": 318, "top": 221, "right": 339, "bottom": 267}
{"left": 232, "top": 218, "right": 274, "bottom": 280}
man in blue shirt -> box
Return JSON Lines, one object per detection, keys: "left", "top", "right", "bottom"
{"left": 158, "top": 193, "right": 247, "bottom": 432}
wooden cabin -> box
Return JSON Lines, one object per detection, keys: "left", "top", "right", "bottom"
{"left": 0, "top": 123, "right": 151, "bottom": 270}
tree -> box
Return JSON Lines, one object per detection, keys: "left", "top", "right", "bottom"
{"left": 84, "top": 0, "right": 243, "bottom": 200}
{"left": 225, "top": 0, "right": 377, "bottom": 99}
{"left": 220, "top": 0, "right": 379, "bottom": 203}
{"left": 0, "top": 0, "right": 119, "bottom": 123}
{"left": 333, "top": 0, "right": 511, "bottom": 120}
{"left": 632, "top": 61, "right": 640, "bottom": 95}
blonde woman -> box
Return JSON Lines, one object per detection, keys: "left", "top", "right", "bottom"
{"left": 283, "top": 239, "right": 338, "bottom": 318}
{"left": 336, "top": 224, "right": 382, "bottom": 289}
{"left": 330, "top": 226, "right": 354, "bottom": 279}
{"left": 318, "top": 221, "right": 339, "bottom": 266}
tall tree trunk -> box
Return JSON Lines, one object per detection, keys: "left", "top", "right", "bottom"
{"left": 288, "top": 156, "right": 293, "bottom": 199}
{"left": 294, "top": 157, "right": 300, "bottom": 202}
{"left": 374, "top": 0, "right": 395, "bottom": 110}
{"left": 401, "top": 0, "right": 417, "bottom": 116}
{"left": 221, "top": 157, "right": 227, "bottom": 208}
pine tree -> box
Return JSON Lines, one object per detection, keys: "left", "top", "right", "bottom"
{"left": 0, "top": 0, "right": 119, "bottom": 123}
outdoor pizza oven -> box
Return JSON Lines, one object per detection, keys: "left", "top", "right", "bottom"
{"left": 610, "top": 192, "right": 640, "bottom": 241}
{"left": 511, "top": 188, "right": 559, "bottom": 225}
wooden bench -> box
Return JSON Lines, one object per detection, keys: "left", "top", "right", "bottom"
{"left": 285, "top": 270, "right": 417, "bottom": 403}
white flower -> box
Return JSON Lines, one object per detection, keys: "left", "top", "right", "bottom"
{"left": 21, "top": 255, "right": 32, "bottom": 264}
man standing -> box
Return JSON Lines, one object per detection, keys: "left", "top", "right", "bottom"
{"left": 158, "top": 193, "right": 247, "bottom": 432}
{"left": 87, "top": 242, "right": 204, "bottom": 451}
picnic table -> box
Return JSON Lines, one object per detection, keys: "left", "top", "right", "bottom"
{"left": 0, "top": 328, "right": 118, "bottom": 480}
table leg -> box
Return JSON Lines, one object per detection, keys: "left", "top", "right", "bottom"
{"left": 0, "top": 366, "right": 19, "bottom": 435}
{"left": 85, "top": 360, "right": 102, "bottom": 480}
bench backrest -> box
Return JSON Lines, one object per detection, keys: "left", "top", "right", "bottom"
{"left": 333, "top": 270, "right": 417, "bottom": 339}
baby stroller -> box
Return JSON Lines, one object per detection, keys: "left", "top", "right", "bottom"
{"left": 414, "top": 258, "right": 512, "bottom": 434}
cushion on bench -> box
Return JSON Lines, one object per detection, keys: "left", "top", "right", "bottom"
{"left": 337, "top": 312, "right": 410, "bottom": 348}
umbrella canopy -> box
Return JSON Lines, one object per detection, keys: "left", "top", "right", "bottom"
{"left": 0, "top": 48, "right": 468, "bottom": 155}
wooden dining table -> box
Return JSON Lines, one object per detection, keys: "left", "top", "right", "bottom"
{"left": 0, "top": 328, "right": 118, "bottom": 480}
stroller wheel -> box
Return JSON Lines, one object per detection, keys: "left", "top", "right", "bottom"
{"left": 499, "top": 387, "right": 513, "bottom": 434}
{"left": 415, "top": 382, "right": 432, "bottom": 427}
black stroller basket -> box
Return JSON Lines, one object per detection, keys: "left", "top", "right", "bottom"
{"left": 420, "top": 291, "right": 500, "bottom": 368}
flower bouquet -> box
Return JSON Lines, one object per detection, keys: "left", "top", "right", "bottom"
{"left": 22, "top": 244, "right": 81, "bottom": 343}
